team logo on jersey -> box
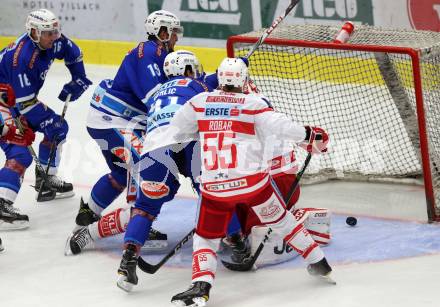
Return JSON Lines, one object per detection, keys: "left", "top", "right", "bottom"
{"left": 93, "top": 93, "right": 101, "bottom": 102}
{"left": 258, "top": 203, "right": 282, "bottom": 220}
{"left": 204, "top": 179, "right": 247, "bottom": 191}
{"left": 230, "top": 107, "right": 240, "bottom": 116}
{"left": 407, "top": 0, "right": 440, "bottom": 31}
{"left": 177, "top": 79, "right": 189, "bottom": 85}
{"left": 140, "top": 181, "right": 170, "bottom": 199}
{"left": 111, "top": 147, "right": 131, "bottom": 163}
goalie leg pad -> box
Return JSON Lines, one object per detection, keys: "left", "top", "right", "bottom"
{"left": 293, "top": 208, "right": 331, "bottom": 245}
{"left": 283, "top": 213, "right": 324, "bottom": 264}
{"left": 250, "top": 224, "right": 299, "bottom": 267}
{"left": 192, "top": 234, "right": 220, "bottom": 285}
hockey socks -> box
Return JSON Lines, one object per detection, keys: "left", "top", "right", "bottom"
{"left": 124, "top": 212, "right": 153, "bottom": 246}
{"left": 89, "top": 174, "right": 124, "bottom": 213}
{"left": 88, "top": 207, "right": 130, "bottom": 240}
{"left": 0, "top": 168, "right": 22, "bottom": 202}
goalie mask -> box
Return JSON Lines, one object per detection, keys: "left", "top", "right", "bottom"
{"left": 164, "top": 50, "right": 203, "bottom": 79}
{"left": 145, "top": 10, "right": 183, "bottom": 42}
{"left": 217, "top": 57, "right": 248, "bottom": 89}
{"left": 25, "top": 9, "right": 61, "bottom": 44}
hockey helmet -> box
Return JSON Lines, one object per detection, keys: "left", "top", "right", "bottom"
{"left": 164, "top": 50, "right": 203, "bottom": 78}
{"left": 25, "top": 9, "right": 61, "bottom": 43}
{"left": 217, "top": 57, "right": 248, "bottom": 88}
{"left": 145, "top": 10, "right": 183, "bottom": 42}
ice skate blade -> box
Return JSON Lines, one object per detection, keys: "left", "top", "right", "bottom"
{"left": 141, "top": 240, "right": 168, "bottom": 251}
{"left": 0, "top": 220, "right": 30, "bottom": 230}
{"left": 314, "top": 274, "right": 337, "bottom": 285}
{"left": 117, "top": 275, "right": 134, "bottom": 292}
{"left": 64, "top": 233, "right": 74, "bottom": 256}
{"left": 171, "top": 297, "right": 207, "bottom": 307}
{"left": 55, "top": 191, "right": 75, "bottom": 199}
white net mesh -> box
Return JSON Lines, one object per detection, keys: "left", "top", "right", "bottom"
{"left": 229, "top": 24, "right": 440, "bottom": 221}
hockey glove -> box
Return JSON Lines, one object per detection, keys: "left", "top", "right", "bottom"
{"left": 2, "top": 123, "right": 35, "bottom": 147}
{"left": 58, "top": 76, "right": 92, "bottom": 102}
{"left": 300, "top": 126, "right": 329, "bottom": 154}
{"left": 0, "top": 83, "right": 16, "bottom": 107}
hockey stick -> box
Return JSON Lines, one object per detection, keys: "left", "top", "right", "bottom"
{"left": 221, "top": 152, "right": 312, "bottom": 272}
{"left": 137, "top": 228, "right": 196, "bottom": 274}
{"left": 12, "top": 110, "right": 57, "bottom": 201}
{"left": 36, "top": 94, "right": 71, "bottom": 202}
{"left": 244, "top": 0, "right": 299, "bottom": 60}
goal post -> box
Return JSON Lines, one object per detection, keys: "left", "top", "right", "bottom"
{"left": 226, "top": 24, "right": 440, "bottom": 222}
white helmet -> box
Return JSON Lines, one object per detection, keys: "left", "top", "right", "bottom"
{"left": 217, "top": 57, "right": 248, "bottom": 88}
{"left": 164, "top": 50, "right": 203, "bottom": 78}
{"left": 145, "top": 10, "right": 183, "bottom": 42}
{"left": 25, "top": 9, "right": 61, "bottom": 43}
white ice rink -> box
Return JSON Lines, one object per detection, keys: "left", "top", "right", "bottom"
{"left": 1, "top": 63, "right": 439, "bottom": 307}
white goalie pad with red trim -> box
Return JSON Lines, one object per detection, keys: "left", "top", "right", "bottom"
{"left": 251, "top": 207, "right": 331, "bottom": 267}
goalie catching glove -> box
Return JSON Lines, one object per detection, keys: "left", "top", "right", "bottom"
{"left": 300, "top": 126, "right": 329, "bottom": 154}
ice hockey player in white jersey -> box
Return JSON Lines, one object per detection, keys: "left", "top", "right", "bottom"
{"left": 151, "top": 57, "right": 334, "bottom": 306}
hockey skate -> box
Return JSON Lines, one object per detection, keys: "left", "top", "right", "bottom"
{"left": 117, "top": 244, "right": 139, "bottom": 292}
{"left": 219, "top": 233, "right": 252, "bottom": 269}
{"left": 65, "top": 226, "right": 93, "bottom": 255}
{"left": 0, "top": 198, "right": 29, "bottom": 230}
{"left": 142, "top": 228, "right": 168, "bottom": 250}
{"left": 35, "top": 166, "right": 74, "bottom": 200}
{"left": 75, "top": 197, "right": 99, "bottom": 227}
{"left": 307, "top": 257, "right": 336, "bottom": 285}
{"left": 171, "top": 281, "right": 211, "bottom": 307}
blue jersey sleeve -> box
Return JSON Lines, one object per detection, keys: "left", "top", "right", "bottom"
{"left": 120, "top": 42, "right": 167, "bottom": 104}
{"left": 202, "top": 72, "right": 218, "bottom": 91}
{"left": 54, "top": 35, "right": 86, "bottom": 78}
{"left": 0, "top": 36, "right": 40, "bottom": 103}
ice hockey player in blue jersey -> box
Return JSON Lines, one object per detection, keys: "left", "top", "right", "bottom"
{"left": 0, "top": 9, "right": 92, "bottom": 208}
{"left": 64, "top": 10, "right": 183, "bottom": 255}
{"left": 114, "top": 50, "right": 211, "bottom": 292}
{"left": 0, "top": 83, "right": 35, "bottom": 229}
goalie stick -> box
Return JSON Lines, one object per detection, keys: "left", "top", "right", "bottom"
{"left": 221, "top": 152, "right": 312, "bottom": 272}
{"left": 137, "top": 0, "right": 301, "bottom": 275}
{"left": 36, "top": 94, "right": 71, "bottom": 202}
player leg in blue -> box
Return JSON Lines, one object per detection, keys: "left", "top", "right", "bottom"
{"left": 24, "top": 104, "right": 74, "bottom": 199}
{"left": 0, "top": 143, "right": 32, "bottom": 229}
{"left": 117, "top": 148, "right": 181, "bottom": 292}
{"left": 74, "top": 127, "right": 141, "bottom": 227}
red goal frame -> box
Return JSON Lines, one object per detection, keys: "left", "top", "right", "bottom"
{"left": 227, "top": 35, "right": 439, "bottom": 222}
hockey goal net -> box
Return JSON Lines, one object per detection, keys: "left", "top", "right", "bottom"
{"left": 227, "top": 24, "right": 440, "bottom": 222}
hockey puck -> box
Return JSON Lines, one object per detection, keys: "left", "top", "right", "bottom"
{"left": 346, "top": 216, "right": 357, "bottom": 227}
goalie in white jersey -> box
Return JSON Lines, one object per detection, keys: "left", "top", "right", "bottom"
{"left": 159, "top": 58, "right": 334, "bottom": 307}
